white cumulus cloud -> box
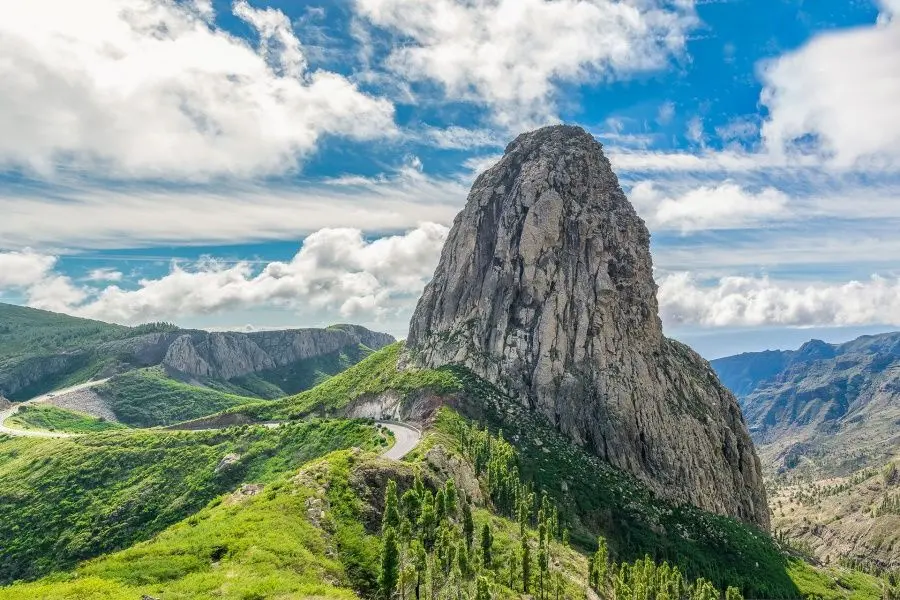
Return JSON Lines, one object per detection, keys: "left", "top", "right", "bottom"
{"left": 0, "top": 225, "right": 448, "bottom": 326}
{"left": 760, "top": 5, "right": 900, "bottom": 168}
{"left": 355, "top": 0, "right": 697, "bottom": 128}
{"left": 629, "top": 181, "right": 789, "bottom": 231}
{"left": 0, "top": 0, "right": 395, "bottom": 180}
{"left": 659, "top": 273, "right": 900, "bottom": 328}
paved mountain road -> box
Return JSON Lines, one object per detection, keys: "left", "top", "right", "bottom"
{"left": 379, "top": 422, "right": 422, "bottom": 460}
{"left": 1, "top": 386, "right": 423, "bottom": 461}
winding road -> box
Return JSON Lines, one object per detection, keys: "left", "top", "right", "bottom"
{"left": 1, "top": 386, "right": 422, "bottom": 460}
{"left": 379, "top": 422, "right": 422, "bottom": 460}
{"left": 0, "top": 379, "right": 110, "bottom": 438}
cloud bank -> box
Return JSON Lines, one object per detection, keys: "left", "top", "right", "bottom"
{"left": 0, "top": 225, "right": 448, "bottom": 326}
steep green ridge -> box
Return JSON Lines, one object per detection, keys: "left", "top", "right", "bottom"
{"left": 215, "top": 343, "right": 881, "bottom": 598}
{"left": 0, "top": 303, "right": 176, "bottom": 400}
{"left": 0, "top": 303, "right": 129, "bottom": 357}
{"left": 0, "top": 303, "right": 393, "bottom": 403}
{"left": 4, "top": 404, "right": 125, "bottom": 433}
{"left": 230, "top": 342, "right": 462, "bottom": 421}
{"left": 0, "top": 420, "right": 388, "bottom": 584}
{"left": 0, "top": 419, "right": 884, "bottom": 600}
{"left": 97, "top": 367, "right": 265, "bottom": 427}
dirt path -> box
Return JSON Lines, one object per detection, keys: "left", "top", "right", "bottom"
{"left": 0, "top": 379, "right": 110, "bottom": 438}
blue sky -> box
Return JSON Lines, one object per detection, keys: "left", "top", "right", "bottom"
{"left": 0, "top": 0, "right": 899, "bottom": 358}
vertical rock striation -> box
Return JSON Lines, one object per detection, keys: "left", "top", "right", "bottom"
{"left": 408, "top": 125, "right": 769, "bottom": 529}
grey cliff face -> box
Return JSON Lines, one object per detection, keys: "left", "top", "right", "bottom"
{"left": 408, "top": 125, "right": 769, "bottom": 529}
{"left": 162, "top": 327, "right": 395, "bottom": 381}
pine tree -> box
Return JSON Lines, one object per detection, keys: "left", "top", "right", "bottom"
{"left": 521, "top": 537, "right": 531, "bottom": 593}
{"left": 445, "top": 479, "right": 457, "bottom": 517}
{"left": 457, "top": 541, "right": 470, "bottom": 577}
{"left": 726, "top": 586, "right": 744, "bottom": 600}
{"left": 413, "top": 542, "right": 427, "bottom": 600}
{"left": 593, "top": 536, "right": 609, "bottom": 589}
{"left": 463, "top": 502, "right": 475, "bottom": 548}
{"left": 420, "top": 490, "right": 436, "bottom": 548}
{"left": 384, "top": 480, "right": 401, "bottom": 533}
{"left": 476, "top": 575, "right": 492, "bottom": 600}
{"left": 402, "top": 489, "right": 422, "bottom": 524}
{"left": 380, "top": 526, "right": 400, "bottom": 600}
{"left": 538, "top": 541, "right": 548, "bottom": 600}
{"left": 508, "top": 551, "right": 519, "bottom": 590}
{"left": 435, "top": 490, "right": 447, "bottom": 523}
{"left": 480, "top": 522, "right": 493, "bottom": 568}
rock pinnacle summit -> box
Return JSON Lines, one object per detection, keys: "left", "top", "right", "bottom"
{"left": 408, "top": 125, "right": 769, "bottom": 529}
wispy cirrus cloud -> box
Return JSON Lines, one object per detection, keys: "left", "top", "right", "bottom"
{"left": 354, "top": 0, "right": 698, "bottom": 128}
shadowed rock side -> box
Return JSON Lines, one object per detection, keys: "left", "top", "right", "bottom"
{"left": 408, "top": 125, "right": 769, "bottom": 529}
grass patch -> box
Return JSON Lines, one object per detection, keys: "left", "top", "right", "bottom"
{"left": 0, "top": 452, "right": 370, "bottom": 600}
{"left": 5, "top": 405, "right": 125, "bottom": 433}
{"left": 97, "top": 367, "right": 265, "bottom": 427}
{"left": 0, "top": 419, "right": 387, "bottom": 584}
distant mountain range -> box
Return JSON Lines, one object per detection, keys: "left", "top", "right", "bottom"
{"left": 712, "top": 332, "right": 900, "bottom": 476}
{"left": 0, "top": 302, "right": 394, "bottom": 402}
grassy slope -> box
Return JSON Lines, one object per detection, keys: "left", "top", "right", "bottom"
{"left": 0, "top": 420, "right": 389, "bottom": 584}
{"left": 228, "top": 343, "right": 888, "bottom": 599}
{"left": 0, "top": 452, "right": 370, "bottom": 600}
{"left": 0, "top": 427, "right": 883, "bottom": 600}
{"left": 230, "top": 342, "right": 461, "bottom": 421}
{"left": 0, "top": 303, "right": 128, "bottom": 357}
{"left": 4, "top": 404, "right": 125, "bottom": 433}
{"left": 96, "top": 367, "right": 265, "bottom": 427}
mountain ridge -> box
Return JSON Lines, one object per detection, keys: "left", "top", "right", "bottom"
{"left": 712, "top": 331, "right": 900, "bottom": 476}
{"left": 0, "top": 302, "right": 395, "bottom": 401}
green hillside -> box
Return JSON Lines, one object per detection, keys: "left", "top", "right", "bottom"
{"left": 0, "top": 416, "right": 885, "bottom": 600}
{"left": 4, "top": 404, "right": 125, "bottom": 433}
{"left": 0, "top": 303, "right": 130, "bottom": 357}
{"left": 224, "top": 342, "right": 377, "bottom": 399}
{"left": 208, "top": 343, "right": 895, "bottom": 599}
{"left": 0, "top": 420, "right": 389, "bottom": 584}
{"left": 96, "top": 367, "right": 266, "bottom": 427}
{"left": 0, "top": 303, "right": 177, "bottom": 400}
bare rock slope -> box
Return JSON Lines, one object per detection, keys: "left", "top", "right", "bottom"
{"left": 408, "top": 125, "right": 769, "bottom": 529}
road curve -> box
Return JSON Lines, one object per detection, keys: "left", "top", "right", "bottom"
{"left": 0, "top": 379, "right": 110, "bottom": 438}
{"left": 1, "top": 388, "right": 423, "bottom": 461}
{"left": 379, "top": 421, "right": 422, "bottom": 460}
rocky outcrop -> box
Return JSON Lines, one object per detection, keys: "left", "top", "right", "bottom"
{"left": 161, "top": 326, "right": 395, "bottom": 380}
{"left": 408, "top": 125, "right": 769, "bottom": 529}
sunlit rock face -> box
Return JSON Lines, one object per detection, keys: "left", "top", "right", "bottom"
{"left": 408, "top": 125, "right": 769, "bottom": 529}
